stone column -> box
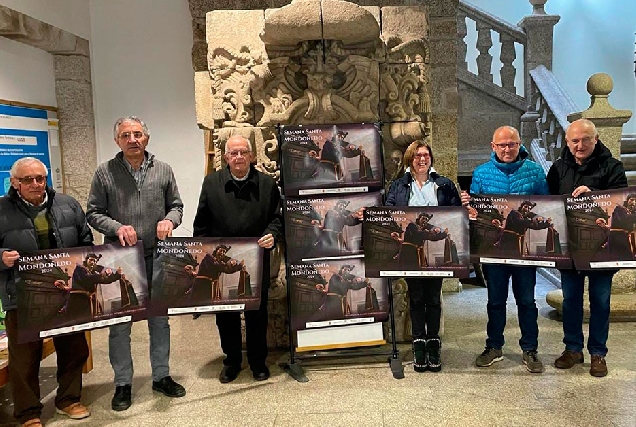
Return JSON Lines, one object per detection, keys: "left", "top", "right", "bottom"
{"left": 547, "top": 73, "right": 636, "bottom": 320}
{"left": 517, "top": 0, "right": 560, "bottom": 99}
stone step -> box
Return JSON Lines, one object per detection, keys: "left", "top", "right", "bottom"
{"left": 627, "top": 171, "right": 636, "bottom": 187}
{"left": 621, "top": 134, "right": 636, "bottom": 154}
{"left": 621, "top": 153, "right": 636, "bottom": 171}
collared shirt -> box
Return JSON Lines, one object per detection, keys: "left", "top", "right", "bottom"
{"left": 19, "top": 191, "right": 48, "bottom": 207}
{"left": 407, "top": 167, "right": 438, "bottom": 206}
{"left": 122, "top": 153, "right": 150, "bottom": 188}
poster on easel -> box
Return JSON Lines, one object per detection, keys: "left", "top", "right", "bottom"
{"left": 285, "top": 192, "right": 382, "bottom": 263}
{"left": 280, "top": 123, "right": 389, "bottom": 353}
{"left": 468, "top": 194, "right": 572, "bottom": 269}
{"left": 565, "top": 188, "right": 636, "bottom": 270}
{"left": 279, "top": 123, "right": 384, "bottom": 197}
{"left": 363, "top": 206, "right": 470, "bottom": 278}
{"left": 15, "top": 242, "right": 148, "bottom": 343}
{"left": 150, "top": 237, "right": 263, "bottom": 316}
{"left": 0, "top": 102, "right": 62, "bottom": 195}
{"left": 288, "top": 258, "right": 389, "bottom": 352}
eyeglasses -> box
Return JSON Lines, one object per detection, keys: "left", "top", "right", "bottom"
{"left": 414, "top": 153, "right": 431, "bottom": 160}
{"left": 493, "top": 142, "right": 520, "bottom": 149}
{"left": 118, "top": 131, "right": 144, "bottom": 140}
{"left": 17, "top": 175, "right": 46, "bottom": 185}
{"left": 227, "top": 150, "right": 251, "bottom": 158}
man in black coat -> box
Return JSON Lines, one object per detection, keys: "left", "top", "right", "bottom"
{"left": 193, "top": 135, "right": 283, "bottom": 383}
{"left": 0, "top": 157, "right": 93, "bottom": 426}
{"left": 547, "top": 118, "right": 627, "bottom": 378}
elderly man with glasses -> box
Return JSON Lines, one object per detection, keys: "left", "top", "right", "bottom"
{"left": 0, "top": 157, "right": 93, "bottom": 427}
{"left": 87, "top": 116, "right": 185, "bottom": 411}
{"left": 193, "top": 135, "right": 283, "bottom": 384}
{"left": 462, "top": 126, "right": 549, "bottom": 374}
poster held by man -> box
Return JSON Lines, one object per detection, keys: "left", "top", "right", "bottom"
{"left": 15, "top": 242, "right": 148, "bottom": 343}
{"left": 469, "top": 194, "right": 572, "bottom": 269}
{"left": 150, "top": 237, "right": 263, "bottom": 316}
{"left": 565, "top": 188, "right": 636, "bottom": 270}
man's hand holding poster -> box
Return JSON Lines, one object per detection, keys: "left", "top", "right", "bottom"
{"left": 15, "top": 242, "right": 148, "bottom": 343}
{"left": 151, "top": 237, "right": 263, "bottom": 316}
{"left": 363, "top": 206, "right": 469, "bottom": 278}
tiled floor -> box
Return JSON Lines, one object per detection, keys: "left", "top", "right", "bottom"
{"left": 2, "top": 275, "right": 636, "bottom": 426}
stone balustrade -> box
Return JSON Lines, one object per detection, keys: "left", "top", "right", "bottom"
{"left": 458, "top": 1, "right": 526, "bottom": 96}
{"left": 523, "top": 65, "right": 578, "bottom": 167}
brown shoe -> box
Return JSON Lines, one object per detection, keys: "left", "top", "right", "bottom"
{"left": 554, "top": 350, "right": 584, "bottom": 369}
{"left": 21, "top": 419, "right": 43, "bottom": 427}
{"left": 590, "top": 355, "right": 608, "bottom": 377}
{"left": 56, "top": 402, "right": 91, "bottom": 420}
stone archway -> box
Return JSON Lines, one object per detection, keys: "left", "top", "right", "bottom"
{"left": 0, "top": 5, "right": 97, "bottom": 204}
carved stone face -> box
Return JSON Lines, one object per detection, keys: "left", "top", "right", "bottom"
{"left": 390, "top": 150, "right": 402, "bottom": 167}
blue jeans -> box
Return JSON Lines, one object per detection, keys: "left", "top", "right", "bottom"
{"left": 560, "top": 269, "right": 614, "bottom": 356}
{"left": 483, "top": 264, "right": 539, "bottom": 351}
{"left": 109, "top": 252, "right": 171, "bottom": 386}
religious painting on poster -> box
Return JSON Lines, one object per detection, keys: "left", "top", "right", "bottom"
{"left": 565, "top": 188, "right": 636, "bottom": 270}
{"left": 150, "top": 237, "right": 263, "bottom": 316}
{"left": 285, "top": 192, "right": 382, "bottom": 262}
{"left": 469, "top": 194, "right": 571, "bottom": 268}
{"left": 280, "top": 123, "right": 383, "bottom": 196}
{"left": 288, "top": 258, "right": 388, "bottom": 334}
{"left": 363, "top": 206, "right": 469, "bottom": 278}
{"left": 15, "top": 242, "right": 148, "bottom": 343}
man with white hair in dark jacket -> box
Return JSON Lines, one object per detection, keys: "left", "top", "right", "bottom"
{"left": 87, "top": 116, "right": 185, "bottom": 411}
{"left": 0, "top": 157, "right": 93, "bottom": 427}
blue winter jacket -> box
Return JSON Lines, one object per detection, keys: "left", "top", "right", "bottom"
{"left": 470, "top": 147, "right": 549, "bottom": 196}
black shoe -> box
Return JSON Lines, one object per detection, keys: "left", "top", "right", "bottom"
{"left": 426, "top": 338, "right": 442, "bottom": 372}
{"left": 252, "top": 366, "right": 270, "bottom": 381}
{"left": 219, "top": 365, "right": 242, "bottom": 383}
{"left": 152, "top": 376, "right": 186, "bottom": 398}
{"left": 111, "top": 385, "right": 132, "bottom": 411}
{"left": 412, "top": 339, "right": 427, "bottom": 372}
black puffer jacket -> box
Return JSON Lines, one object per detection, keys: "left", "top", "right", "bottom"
{"left": 547, "top": 141, "right": 627, "bottom": 195}
{"left": 0, "top": 187, "right": 93, "bottom": 311}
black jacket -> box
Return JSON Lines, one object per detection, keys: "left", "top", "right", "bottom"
{"left": 193, "top": 166, "right": 283, "bottom": 287}
{"left": 547, "top": 141, "right": 627, "bottom": 195}
{"left": 0, "top": 187, "right": 94, "bottom": 311}
{"left": 385, "top": 171, "right": 461, "bottom": 207}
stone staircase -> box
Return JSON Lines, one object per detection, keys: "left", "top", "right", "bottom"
{"left": 621, "top": 134, "right": 636, "bottom": 185}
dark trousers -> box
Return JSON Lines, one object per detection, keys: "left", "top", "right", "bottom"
{"left": 407, "top": 278, "right": 443, "bottom": 340}
{"left": 6, "top": 310, "right": 89, "bottom": 423}
{"left": 216, "top": 284, "right": 269, "bottom": 370}
{"left": 560, "top": 269, "right": 614, "bottom": 356}
{"left": 483, "top": 264, "right": 539, "bottom": 351}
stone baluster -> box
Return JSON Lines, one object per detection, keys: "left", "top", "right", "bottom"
{"left": 499, "top": 33, "right": 516, "bottom": 92}
{"left": 457, "top": 10, "right": 468, "bottom": 71}
{"left": 475, "top": 20, "right": 493, "bottom": 82}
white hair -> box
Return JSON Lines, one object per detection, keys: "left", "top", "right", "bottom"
{"left": 223, "top": 135, "right": 253, "bottom": 153}
{"left": 10, "top": 157, "right": 48, "bottom": 178}
{"left": 113, "top": 116, "right": 150, "bottom": 139}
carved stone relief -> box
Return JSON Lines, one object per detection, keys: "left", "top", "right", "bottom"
{"left": 195, "top": 0, "right": 452, "bottom": 344}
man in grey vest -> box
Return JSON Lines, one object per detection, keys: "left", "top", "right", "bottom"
{"left": 87, "top": 116, "right": 185, "bottom": 411}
